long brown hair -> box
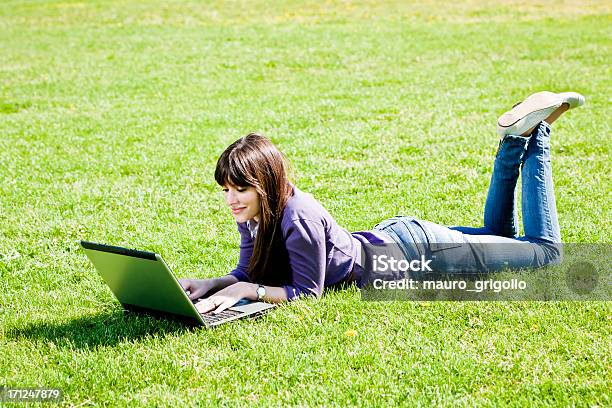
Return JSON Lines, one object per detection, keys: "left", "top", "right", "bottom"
{"left": 215, "top": 133, "right": 294, "bottom": 285}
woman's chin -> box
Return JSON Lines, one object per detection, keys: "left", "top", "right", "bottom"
{"left": 233, "top": 213, "right": 249, "bottom": 223}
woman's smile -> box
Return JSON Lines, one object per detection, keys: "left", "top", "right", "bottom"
{"left": 231, "top": 206, "right": 246, "bottom": 215}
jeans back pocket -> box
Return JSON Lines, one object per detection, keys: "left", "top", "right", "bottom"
{"left": 411, "top": 219, "right": 464, "bottom": 251}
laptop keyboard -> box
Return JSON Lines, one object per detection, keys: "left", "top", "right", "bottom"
{"left": 201, "top": 309, "right": 243, "bottom": 325}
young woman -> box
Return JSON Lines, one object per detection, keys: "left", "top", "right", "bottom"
{"left": 180, "top": 91, "right": 585, "bottom": 314}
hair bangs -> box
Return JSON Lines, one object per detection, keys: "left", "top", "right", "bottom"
{"left": 215, "top": 147, "right": 254, "bottom": 188}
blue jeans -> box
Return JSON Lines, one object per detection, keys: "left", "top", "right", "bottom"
{"left": 374, "top": 122, "right": 562, "bottom": 274}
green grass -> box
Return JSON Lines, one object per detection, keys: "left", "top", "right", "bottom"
{"left": 1, "top": 0, "right": 611, "bottom": 406}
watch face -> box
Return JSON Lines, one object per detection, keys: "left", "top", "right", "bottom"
{"left": 257, "top": 286, "right": 266, "bottom": 299}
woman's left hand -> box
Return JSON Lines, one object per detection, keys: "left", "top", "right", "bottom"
{"left": 194, "top": 282, "right": 257, "bottom": 314}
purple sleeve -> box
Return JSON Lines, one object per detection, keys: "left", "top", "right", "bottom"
{"left": 228, "top": 222, "right": 253, "bottom": 282}
{"left": 282, "top": 219, "right": 327, "bottom": 300}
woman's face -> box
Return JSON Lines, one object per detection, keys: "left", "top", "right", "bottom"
{"left": 223, "top": 184, "right": 261, "bottom": 223}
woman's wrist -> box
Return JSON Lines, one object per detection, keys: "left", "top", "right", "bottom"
{"left": 243, "top": 282, "right": 259, "bottom": 301}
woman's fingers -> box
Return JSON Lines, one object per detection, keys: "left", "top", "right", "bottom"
{"left": 194, "top": 295, "right": 238, "bottom": 315}
{"left": 192, "top": 283, "right": 244, "bottom": 315}
{"left": 212, "top": 299, "right": 234, "bottom": 314}
{"left": 179, "top": 279, "right": 199, "bottom": 299}
{"left": 189, "top": 285, "right": 207, "bottom": 300}
{"left": 194, "top": 298, "right": 216, "bottom": 314}
{"left": 179, "top": 279, "right": 211, "bottom": 300}
{"left": 178, "top": 278, "right": 191, "bottom": 291}
{"left": 195, "top": 296, "right": 233, "bottom": 314}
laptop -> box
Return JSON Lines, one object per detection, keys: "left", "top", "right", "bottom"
{"left": 80, "top": 241, "right": 276, "bottom": 327}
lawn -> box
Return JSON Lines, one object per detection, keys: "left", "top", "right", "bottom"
{"left": 0, "top": 0, "right": 610, "bottom": 406}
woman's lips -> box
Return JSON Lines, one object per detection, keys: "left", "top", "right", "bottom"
{"left": 232, "top": 207, "right": 245, "bottom": 215}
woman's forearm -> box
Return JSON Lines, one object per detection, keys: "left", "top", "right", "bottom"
{"left": 204, "top": 275, "right": 290, "bottom": 304}
{"left": 237, "top": 282, "right": 288, "bottom": 303}
{"left": 210, "top": 275, "right": 239, "bottom": 293}
{"left": 257, "top": 285, "right": 288, "bottom": 303}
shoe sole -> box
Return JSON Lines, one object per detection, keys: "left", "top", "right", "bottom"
{"left": 497, "top": 91, "right": 562, "bottom": 128}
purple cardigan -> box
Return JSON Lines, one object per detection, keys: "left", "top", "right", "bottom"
{"left": 228, "top": 186, "right": 389, "bottom": 300}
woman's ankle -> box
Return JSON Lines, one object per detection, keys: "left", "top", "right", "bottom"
{"left": 520, "top": 126, "right": 537, "bottom": 137}
{"left": 544, "top": 103, "right": 570, "bottom": 125}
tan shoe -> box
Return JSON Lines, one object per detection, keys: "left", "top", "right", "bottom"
{"left": 497, "top": 91, "right": 562, "bottom": 138}
{"left": 497, "top": 91, "right": 585, "bottom": 138}
{"left": 557, "top": 92, "right": 586, "bottom": 109}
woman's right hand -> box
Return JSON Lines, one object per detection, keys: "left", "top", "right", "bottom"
{"left": 179, "top": 278, "right": 215, "bottom": 300}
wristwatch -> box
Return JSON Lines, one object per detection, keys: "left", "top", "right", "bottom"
{"left": 256, "top": 285, "right": 266, "bottom": 301}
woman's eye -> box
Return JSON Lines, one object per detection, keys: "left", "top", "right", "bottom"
{"left": 222, "top": 188, "right": 229, "bottom": 192}
{"left": 237, "top": 188, "right": 246, "bottom": 192}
